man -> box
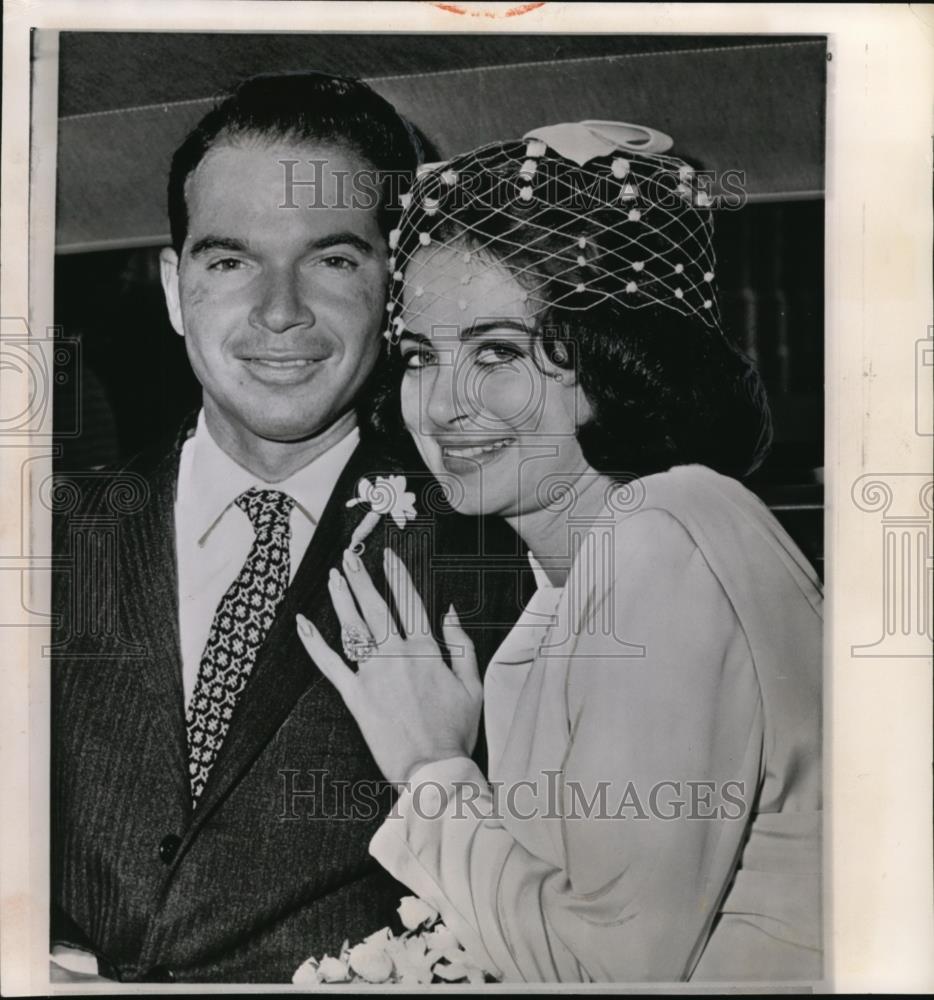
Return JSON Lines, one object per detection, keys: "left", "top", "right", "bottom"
{"left": 51, "top": 72, "right": 523, "bottom": 983}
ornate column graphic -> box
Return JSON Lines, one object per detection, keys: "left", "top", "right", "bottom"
{"left": 41, "top": 471, "right": 150, "bottom": 658}
{"left": 536, "top": 472, "right": 646, "bottom": 657}
{"left": 851, "top": 474, "right": 933, "bottom": 658}
{"left": 384, "top": 520, "right": 436, "bottom": 647}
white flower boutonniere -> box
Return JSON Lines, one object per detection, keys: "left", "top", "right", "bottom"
{"left": 345, "top": 474, "right": 417, "bottom": 554}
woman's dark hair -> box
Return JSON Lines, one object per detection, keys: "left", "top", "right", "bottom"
{"left": 543, "top": 300, "right": 773, "bottom": 479}
{"left": 167, "top": 71, "right": 421, "bottom": 254}
{"left": 367, "top": 155, "right": 772, "bottom": 480}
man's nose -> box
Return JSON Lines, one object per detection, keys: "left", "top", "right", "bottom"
{"left": 251, "top": 268, "right": 314, "bottom": 334}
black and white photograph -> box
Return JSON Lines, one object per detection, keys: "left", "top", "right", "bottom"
{"left": 0, "top": 2, "right": 931, "bottom": 994}
{"left": 49, "top": 27, "right": 826, "bottom": 986}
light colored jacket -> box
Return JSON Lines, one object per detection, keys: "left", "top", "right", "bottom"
{"left": 371, "top": 464, "right": 822, "bottom": 983}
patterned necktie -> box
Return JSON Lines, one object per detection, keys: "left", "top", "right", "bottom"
{"left": 186, "top": 487, "right": 295, "bottom": 805}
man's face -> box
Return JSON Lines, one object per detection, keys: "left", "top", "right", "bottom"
{"left": 161, "top": 141, "right": 387, "bottom": 451}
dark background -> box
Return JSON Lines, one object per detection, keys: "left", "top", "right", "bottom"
{"left": 53, "top": 32, "right": 825, "bottom": 573}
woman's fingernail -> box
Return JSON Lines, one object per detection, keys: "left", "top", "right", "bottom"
{"left": 329, "top": 567, "right": 345, "bottom": 589}
{"left": 344, "top": 549, "right": 362, "bottom": 573}
{"left": 296, "top": 614, "right": 314, "bottom": 637}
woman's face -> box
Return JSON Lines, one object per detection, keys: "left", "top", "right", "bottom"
{"left": 397, "top": 245, "right": 592, "bottom": 518}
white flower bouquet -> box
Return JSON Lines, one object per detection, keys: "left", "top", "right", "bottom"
{"left": 292, "top": 897, "right": 495, "bottom": 986}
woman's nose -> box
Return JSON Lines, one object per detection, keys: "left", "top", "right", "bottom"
{"left": 251, "top": 268, "right": 314, "bottom": 334}
{"left": 423, "top": 355, "right": 466, "bottom": 427}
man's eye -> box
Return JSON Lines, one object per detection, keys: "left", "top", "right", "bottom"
{"left": 401, "top": 348, "right": 436, "bottom": 370}
{"left": 207, "top": 258, "right": 245, "bottom": 272}
{"left": 320, "top": 255, "right": 358, "bottom": 270}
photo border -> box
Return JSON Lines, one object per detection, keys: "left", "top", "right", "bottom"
{"left": 2, "top": 2, "right": 932, "bottom": 994}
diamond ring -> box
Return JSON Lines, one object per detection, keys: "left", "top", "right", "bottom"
{"left": 341, "top": 624, "right": 379, "bottom": 664}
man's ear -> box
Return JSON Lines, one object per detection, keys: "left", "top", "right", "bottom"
{"left": 159, "top": 247, "right": 184, "bottom": 337}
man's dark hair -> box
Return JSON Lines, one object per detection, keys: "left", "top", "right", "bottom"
{"left": 167, "top": 71, "right": 421, "bottom": 254}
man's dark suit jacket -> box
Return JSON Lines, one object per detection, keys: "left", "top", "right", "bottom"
{"left": 51, "top": 420, "right": 527, "bottom": 983}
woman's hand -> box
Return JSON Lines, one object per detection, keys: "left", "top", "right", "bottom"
{"left": 296, "top": 547, "right": 482, "bottom": 788}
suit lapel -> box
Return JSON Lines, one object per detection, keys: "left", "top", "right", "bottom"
{"left": 187, "top": 437, "right": 400, "bottom": 830}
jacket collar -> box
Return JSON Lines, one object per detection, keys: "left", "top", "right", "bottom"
{"left": 183, "top": 431, "right": 416, "bottom": 830}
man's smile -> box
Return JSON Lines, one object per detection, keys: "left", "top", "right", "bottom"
{"left": 240, "top": 355, "right": 329, "bottom": 384}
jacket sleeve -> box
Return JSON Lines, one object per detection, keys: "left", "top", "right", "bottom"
{"left": 369, "top": 509, "right": 764, "bottom": 982}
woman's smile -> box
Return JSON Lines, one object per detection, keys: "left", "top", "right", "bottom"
{"left": 438, "top": 436, "right": 517, "bottom": 473}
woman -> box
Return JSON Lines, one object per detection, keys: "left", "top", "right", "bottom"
{"left": 296, "top": 121, "right": 822, "bottom": 983}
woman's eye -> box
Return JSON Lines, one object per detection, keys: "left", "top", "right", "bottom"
{"left": 472, "top": 344, "right": 523, "bottom": 366}
{"left": 401, "top": 348, "right": 436, "bottom": 370}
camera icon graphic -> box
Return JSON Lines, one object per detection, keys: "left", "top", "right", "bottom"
{"left": 916, "top": 327, "right": 933, "bottom": 436}
{"left": 0, "top": 316, "right": 81, "bottom": 437}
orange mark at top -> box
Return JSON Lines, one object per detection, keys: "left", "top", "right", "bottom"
{"left": 432, "top": 3, "right": 546, "bottom": 18}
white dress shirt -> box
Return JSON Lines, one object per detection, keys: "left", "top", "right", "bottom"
{"left": 175, "top": 411, "right": 359, "bottom": 709}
